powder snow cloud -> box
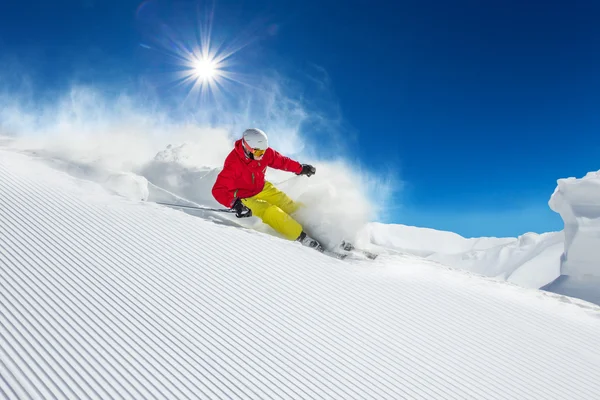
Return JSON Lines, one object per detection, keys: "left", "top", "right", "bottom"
{"left": 0, "top": 67, "right": 398, "bottom": 247}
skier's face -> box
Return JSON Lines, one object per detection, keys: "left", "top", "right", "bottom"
{"left": 252, "top": 149, "right": 266, "bottom": 159}
{"left": 242, "top": 138, "right": 267, "bottom": 160}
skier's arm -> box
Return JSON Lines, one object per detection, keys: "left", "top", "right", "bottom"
{"left": 212, "top": 161, "right": 239, "bottom": 208}
{"left": 268, "top": 149, "right": 303, "bottom": 174}
{"left": 268, "top": 149, "right": 316, "bottom": 177}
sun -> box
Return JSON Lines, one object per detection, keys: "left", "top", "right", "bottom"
{"left": 138, "top": 2, "right": 253, "bottom": 104}
{"left": 193, "top": 58, "right": 218, "bottom": 81}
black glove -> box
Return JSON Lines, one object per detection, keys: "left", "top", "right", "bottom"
{"left": 232, "top": 198, "right": 252, "bottom": 218}
{"left": 298, "top": 164, "right": 316, "bottom": 177}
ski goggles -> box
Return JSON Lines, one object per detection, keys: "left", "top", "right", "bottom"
{"left": 242, "top": 139, "right": 267, "bottom": 159}
{"left": 252, "top": 148, "right": 266, "bottom": 157}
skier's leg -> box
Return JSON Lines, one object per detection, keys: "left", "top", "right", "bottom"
{"left": 241, "top": 197, "right": 303, "bottom": 241}
{"left": 253, "top": 181, "right": 303, "bottom": 215}
{"left": 241, "top": 182, "right": 321, "bottom": 248}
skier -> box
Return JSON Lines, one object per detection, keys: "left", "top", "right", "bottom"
{"left": 212, "top": 128, "right": 322, "bottom": 250}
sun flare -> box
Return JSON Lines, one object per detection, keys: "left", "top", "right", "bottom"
{"left": 138, "top": 3, "right": 253, "bottom": 104}
{"left": 193, "top": 58, "right": 218, "bottom": 81}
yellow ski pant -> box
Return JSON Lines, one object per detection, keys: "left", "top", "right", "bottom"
{"left": 241, "top": 181, "right": 303, "bottom": 241}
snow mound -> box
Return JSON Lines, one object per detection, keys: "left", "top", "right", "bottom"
{"left": 141, "top": 143, "right": 224, "bottom": 209}
{"left": 103, "top": 172, "right": 149, "bottom": 201}
{"left": 545, "top": 170, "right": 600, "bottom": 304}
{"left": 549, "top": 170, "right": 600, "bottom": 277}
{"left": 363, "top": 223, "right": 563, "bottom": 289}
{"left": 365, "top": 223, "right": 515, "bottom": 256}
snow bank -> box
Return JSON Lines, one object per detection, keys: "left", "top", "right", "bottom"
{"left": 361, "top": 169, "right": 600, "bottom": 304}
{"left": 545, "top": 170, "right": 600, "bottom": 304}
{"left": 364, "top": 223, "right": 515, "bottom": 256}
{"left": 549, "top": 170, "right": 600, "bottom": 277}
{"left": 363, "top": 222, "right": 563, "bottom": 289}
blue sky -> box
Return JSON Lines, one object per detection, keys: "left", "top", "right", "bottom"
{"left": 1, "top": 0, "right": 599, "bottom": 237}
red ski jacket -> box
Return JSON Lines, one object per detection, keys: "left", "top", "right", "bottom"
{"left": 212, "top": 139, "right": 303, "bottom": 207}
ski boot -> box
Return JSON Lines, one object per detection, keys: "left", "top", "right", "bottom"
{"left": 296, "top": 231, "right": 324, "bottom": 252}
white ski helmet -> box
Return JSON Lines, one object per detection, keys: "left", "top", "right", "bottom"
{"left": 242, "top": 128, "right": 269, "bottom": 160}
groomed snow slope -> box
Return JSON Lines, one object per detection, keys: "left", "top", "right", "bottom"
{"left": 2, "top": 149, "right": 600, "bottom": 400}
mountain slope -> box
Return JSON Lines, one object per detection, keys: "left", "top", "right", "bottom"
{"left": 2, "top": 149, "right": 600, "bottom": 400}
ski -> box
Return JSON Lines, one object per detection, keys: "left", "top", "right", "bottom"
{"left": 304, "top": 241, "right": 378, "bottom": 261}
{"left": 339, "top": 241, "right": 379, "bottom": 260}
{"left": 323, "top": 250, "right": 349, "bottom": 260}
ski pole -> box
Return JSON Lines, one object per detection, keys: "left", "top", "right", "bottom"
{"left": 155, "top": 201, "right": 235, "bottom": 213}
{"left": 272, "top": 175, "right": 298, "bottom": 186}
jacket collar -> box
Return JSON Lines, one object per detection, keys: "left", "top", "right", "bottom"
{"left": 234, "top": 139, "right": 252, "bottom": 164}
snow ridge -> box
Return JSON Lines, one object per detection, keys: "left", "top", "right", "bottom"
{"left": 549, "top": 170, "right": 600, "bottom": 278}
{"left": 2, "top": 150, "right": 600, "bottom": 399}
{"left": 544, "top": 170, "right": 600, "bottom": 305}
